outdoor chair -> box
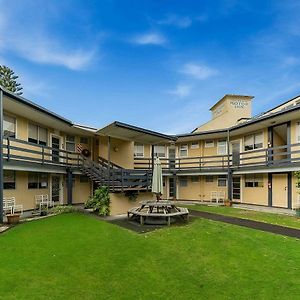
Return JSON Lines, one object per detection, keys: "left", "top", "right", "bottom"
{"left": 35, "top": 194, "right": 52, "bottom": 211}
{"left": 3, "top": 197, "right": 23, "bottom": 215}
{"left": 210, "top": 191, "right": 218, "bottom": 202}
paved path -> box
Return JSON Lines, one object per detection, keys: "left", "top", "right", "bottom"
{"left": 189, "top": 210, "right": 300, "bottom": 239}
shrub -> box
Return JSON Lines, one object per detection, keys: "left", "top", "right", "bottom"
{"left": 84, "top": 186, "right": 110, "bottom": 216}
{"left": 50, "top": 205, "right": 76, "bottom": 215}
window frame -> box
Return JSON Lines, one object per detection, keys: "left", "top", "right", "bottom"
{"left": 190, "top": 175, "right": 199, "bottom": 182}
{"left": 244, "top": 132, "right": 263, "bottom": 151}
{"left": 217, "top": 140, "right": 227, "bottom": 155}
{"left": 3, "top": 114, "right": 16, "bottom": 138}
{"left": 28, "top": 123, "right": 48, "bottom": 146}
{"left": 217, "top": 175, "right": 227, "bottom": 187}
{"left": 4, "top": 170, "right": 16, "bottom": 189}
{"left": 179, "top": 144, "right": 188, "bottom": 157}
{"left": 66, "top": 135, "right": 76, "bottom": 152}
{"left": 297, "top": 121, "right": 300, "bottom": 143}
{"left": 190, "top": 142, "right": 199, "bottom": 149}
{"left": 153, "top": 145, "right": 166, "bottom": 158}
{"left": 28, "top": 172, "right": 48, "bottom": 189}
{"left": 245, "top": 174, "right": 264, "bottom": 188}
{"left": 134, "top": 143, "right": 144, "bottom": 158}
{"left": 205, "top": 140, "right": 214, "bottom": 148}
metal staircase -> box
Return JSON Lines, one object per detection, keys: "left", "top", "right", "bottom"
{"left": 80, "top": 156, "right": 152, "bottom": 192}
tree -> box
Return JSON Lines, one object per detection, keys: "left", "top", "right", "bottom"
{"left": 0, "top": 65, "right": 23, "bottom": 95}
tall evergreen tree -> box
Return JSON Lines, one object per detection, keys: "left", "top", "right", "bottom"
{"left": 0, "top": 65, "right": 23, "bottom": 95}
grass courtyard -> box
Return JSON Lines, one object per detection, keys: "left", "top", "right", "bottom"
{"left": 0, "top": 213, "right": 300, "bottom": 299}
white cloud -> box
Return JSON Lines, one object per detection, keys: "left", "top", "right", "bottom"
{"left": 158, "top": 14, "right": 192, "bottom": 28}
{"left": 131, "top": 32, "right": 167, "bottom": 45}
{"left": 0, "top": 3, "right": 97, "bottom": 70}
{"left": 168, "top": 84, "right": 192, "bottom": 98}
{"left": 181, "top": 63, "right": 218, "bottom": 80}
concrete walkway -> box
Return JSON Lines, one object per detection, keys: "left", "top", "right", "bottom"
{"left": 189, "top": 210, "right": 300, "bottom": 239}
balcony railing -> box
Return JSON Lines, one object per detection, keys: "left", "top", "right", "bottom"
{"left": 134, "top": 142, "right": 300, "bottom": 172}
{"left": 134, "top": 154, "right": 229, "bottom": 171}
{"left": 3, "top": 137, "right": 82, "bottom": 167}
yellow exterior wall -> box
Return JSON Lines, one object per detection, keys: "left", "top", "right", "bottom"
{"left": 110, "top": 192, "right": 154, "bottom": 215}
{"left": 99, "top": 137, "right": 134, "bottom": 168}
{"left": 3, "top": 171, "right": 51, "bottom": 211}
{"left": 242, "top": 174, "right": 268, "bottom": 206}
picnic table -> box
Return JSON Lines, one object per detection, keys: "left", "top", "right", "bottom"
{"left": 128, "top": 200, "right": 189, "bottom": 226}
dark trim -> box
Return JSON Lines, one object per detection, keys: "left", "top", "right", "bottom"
{"left": 227, "top": 169, "right": 233, "bottom": 201}
{"left": 288, "top": 172, "right": 292, "bottom": 209}
{"left": 114, "top": 121, "right": 177, "bottom": 141}
{"left": 268, "top": 173, "right": 272, "bottom": 207}
{"left": 1, "top": 87, "right": 73, "bottom": 125}
{"left": 287, "top": 121, "right": 291, "bottom": 160}
{"left": 0, "top": 89, "right": 3, "bottom": 223}
{"left": 151, "top": 145, "right": 154, "bottom": 171}
{"left": 67, "top": 168, "right": 73, "bottom": 205}
{"left": 264, "top": 94, "right": 300, "bottom": 114}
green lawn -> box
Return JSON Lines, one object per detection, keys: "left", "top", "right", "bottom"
{"left": 188, "top": 204, "right": 300, "bottom": 229}
{"left": 0, "top": 213, "right": 300, "bottom": 300}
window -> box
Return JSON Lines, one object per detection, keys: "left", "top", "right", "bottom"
{"left": 205, "top": 175, "right": 214, "bottom": 182}
{"left": 217, "top": 140, "right": 227, "bottom": 155}
{"left": 66, "top": 135, "right": 76, "bottom": 152}
{"left": 28, "top": 124, "right": 47, "bottom": 145}
{"left": 217, "top": 175, "right": 227, "bottom": 187}
{"left": 28, "top": 172, "right": 48, "bottom": 189}
{"left": 134, "top": 143, "right": 144, "bottom": 157}
{"left": 154, "top": 145, "right": 165, "bottom": 158}
{"left": 80, "top": 175, "right": 89, "bottom": 183}
{"left": 244, "top": 132, "right": 263, "bottom": 151}
{"left": 3, "top": 115, "right": 16, "bottom": 138}
{"left": 179, "top": 176, "right": 188, "bottom": 187}
{"left": 80, "top": 137, "right": 89, "bottom": 144}
{"left": 297, "top": 122, "right": 300, "bottom": 142}
{"left": 205, "top": 140, "right": 214, "bottom": 148}
{"left": 190, "top": 142, "right": 199, "bottom": 149}
{"left": 245, "top": 174, "right": 264, "bottom": 187}
{"left": 179, "top": 144, "right": 188, "bottom": 157}
{"left": 191, "top": 176, "right": 199, "bottom": 182}
{"left": 4, "top": 170, "right": 15, "bottom": 189}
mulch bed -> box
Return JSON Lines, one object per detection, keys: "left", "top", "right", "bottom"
{"left": 189, "top": 210, "right": 300, "bottom": 239}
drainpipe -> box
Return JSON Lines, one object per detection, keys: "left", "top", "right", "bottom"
{"left": 227, "top": 129, "right": 232, "bottom": 201}
{"left": 0, "top": 88, "right": 3, "bottom": 223}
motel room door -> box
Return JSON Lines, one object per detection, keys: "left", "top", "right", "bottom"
{"left": 51, "top": 135, "right": 62, "bottom": 163}
{"left": 232, "top": 176, "right": 241, "bottom": 202}
{"left": 272, "top": 174, "right": 288, "bottom": 208}
{"left": 51, "top": 175, "right": 63, "bottom": 204}
{"left": 231, "top": 140, "right": 240, "bottom": 166}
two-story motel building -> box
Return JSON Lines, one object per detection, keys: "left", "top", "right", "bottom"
{"left": 1, "top": 86, "right": 300, "bottom": 218}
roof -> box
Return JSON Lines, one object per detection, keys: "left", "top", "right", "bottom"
{"left": 97, "top": 121, "right": 177, "bottom": 144}
{"left": 1, "top": 86, "right": 73, "bottom": 125}
{"left": 209, "top": 94, "right": 254, "bottom": 111}
{"left": 263, "top": 94, "right": 300, "bottom": 114}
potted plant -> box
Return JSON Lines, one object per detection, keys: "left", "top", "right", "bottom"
{"left": 224, "top": 199, "right": 233, "bottom": 207}
{"left": 6, "top": 213, "right": 20, "bottom": 224}
{"left": 40, "top": 208, "right": 48, "bottom": 216}
{"left": 295, "top": 207, "right": 300, "bottom": 217}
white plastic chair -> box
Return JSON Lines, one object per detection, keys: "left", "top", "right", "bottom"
{"left": 211, "top": 191, "right": 218, "bottom": 203}
{"left": 3, "top": 197, "right": 23, "bottom": 215}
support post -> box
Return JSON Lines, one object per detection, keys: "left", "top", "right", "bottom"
{"left": 107, "top": 136, "right": 111, "bottom": 188}
{"left": 173, "top": 172, "right": 177, "bottom": 200}
{"left": 227, "top": 130, "right": 232, "bottom": 201}
{"left": 287, "top": 172, "right": 292, "bottom": 209}
{"left": 268, "top": 173, "right": 272, "bottom": 207}
{"left": 151, "top": 144, "right": 154, "bottom": 172}
{"left": 67, "top": 168, "right": 73, "bottom": 205}
{"left": 0, "top": 88, "right": 3, "bottom": 223}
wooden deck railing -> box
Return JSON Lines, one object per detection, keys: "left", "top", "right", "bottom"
{"left": 134, "top": 142, "right": 300, "bottom": 171}
{"left": 3, "top": 137, "right": 82, "bottom": 167}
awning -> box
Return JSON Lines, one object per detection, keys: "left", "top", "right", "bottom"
{"left": 96, "top": 121, "right": 177, "bottom": 144}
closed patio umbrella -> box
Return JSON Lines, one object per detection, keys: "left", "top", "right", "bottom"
{"left": 151, "top": 157, "right": 163, "bottom": 200}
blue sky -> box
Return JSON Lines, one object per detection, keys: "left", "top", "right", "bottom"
{"left": 1, "top": 0, "right": 300, "bottom": 134}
